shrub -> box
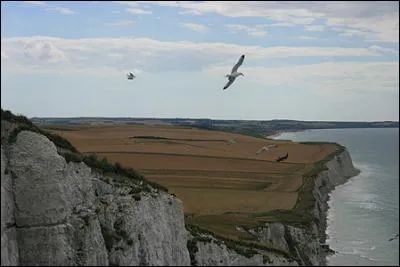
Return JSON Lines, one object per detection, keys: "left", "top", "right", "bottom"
{"left": 187, "top": 239, "right": 198, "bottom": 266}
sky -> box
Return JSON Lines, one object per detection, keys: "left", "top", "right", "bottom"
{"left": 1, "top": 1, "right": 399, "bottom": 121}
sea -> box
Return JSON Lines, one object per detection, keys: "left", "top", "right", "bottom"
{"left": 273, "top": 128, "right": 399, "bottom": 266}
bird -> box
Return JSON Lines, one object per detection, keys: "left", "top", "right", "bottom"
{"left": 388, "top": 233, "right": 399, "bottom": 242}
{"left": 127, "top": 72, "right": 136, "bottom": 80}
{"left": 276, "top": 152, "right": 289, "bottom": 162}
{"left": 223, "top": 54, "right": 245, "bottom": 90}
{"left": 256, "top": 144, "right": 276, "bottom": 154}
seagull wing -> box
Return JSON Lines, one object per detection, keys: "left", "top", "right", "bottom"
{"left": 223, "top": 78, "right": 235, "bottom": 90}
{"left": 231, "top": 54, "right": 245, "bottom": 74}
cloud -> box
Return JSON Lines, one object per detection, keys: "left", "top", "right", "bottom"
{"left": 1, "top": 51, "right": 8, "bottom": 59}
{"left": 304, "top": 25, "right": 324, "bottom": 32}
{"left": 112, "top": 1, "right": 139, "bottom": 7}
{"left": 135, "top": 1, "right": 324, "bottom": 24}
{"left": 269, "top": 22, "right": 295, "bottom": 27}
{"left": 293, "top": 36, "right": 319, "bottom": 40}
{"left": 179, "top": 10, "right": 203, "bottom": 16}
{"left": 126, "top": 8, "right": 152, "bottom": 15}
{"left": 132, "top": 1, "right": 399, "bottom": 43}
{"left": 1, "top": 36, "right": 394, "bottom": 76}
{"left": 23, "top": 1, "right": 77, "bottom": 15}
{"left": 45, "top": 6, "right": 77, "bottom": 15}
{"left": 23, "top": 1, "right": 46, "bottom": 5}
{"left": 225, "top": 24, "right": 267, "bottom": 37}
{"left": 23, "top": 39, "right": 66, "bottom": 63}
{"left": 180, "top": 23, "right": 208, "bottom": 33}
{"left": 207, "top": 61, "right": 399, "bottom": 94}
{"left": 105, "top": 20, "right": 135, "bottom": 27}
{"left": 368, "top": 45, "right": 399, "bottom": 55}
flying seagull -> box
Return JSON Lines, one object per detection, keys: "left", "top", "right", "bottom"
{"left": 388, "top": 233, "right": 399, "bottom": 242}
{"left": 223, "top": 54, "right": 245, "bottom": 90}
{"left": 127, "top": 72, "right": 136, "bottom": 80}
{"left": 256, "top": 144, "right": 277, "bottom": 155}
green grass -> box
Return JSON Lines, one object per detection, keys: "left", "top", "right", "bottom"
{"left": 3, "top": 109, "right": 78, "bottom": 153}
{"left": 186, "top": 224, "right": 294, "bottom": 260}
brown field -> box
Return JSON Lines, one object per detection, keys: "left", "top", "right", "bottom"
{"left": 44, "top": 124, "right": 338, "bottom": 241}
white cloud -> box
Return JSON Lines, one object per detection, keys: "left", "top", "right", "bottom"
{"left": 45, "top": 6, "right": 76, "bottom": 15}
{"left": 126, "top": 8, "right": 152, "bottom": 15}
{"left": 135, "top": 1, "right": 324, "bottom": 24}
{"left": 105, "top": 20, "right": 135, "bottom": 27}
{"left": 304, "top": 25, "right": 325, "bottom": 32}
{"left": 180, "top": 23, "right": 208, "bottom": 33}
{"left": 131, "top": 1, "right": 399, "bottom": 43}
{"left": 107, "top": 52, "right": 124, "bottom": 60}
{"left": 0, "top": 36, "right": 393, "bottom": 76}
{"left": 269, "top": 22, "right": 295, "bottom": 27}
{"left": 23, "top": 1, "right": 46, "bottom": 5}
{"left": 112, "top": 1, "right": 139, "bottom": 7}
{"left": 22, "top": 1, "right": 77, "bottom": 15}
{"left": 179, "top": 10, "right": 203, "bottom": 16}
{"left": 1, "top": 51, "right": 8, "bottom": 59}
{"left": 368, "top": 45, "right": 399, "bottom": 55}
{"left": 23, "top": 39, "right": 66, "bottom": 63}
{"left": 225, "top": 24, "right": 267, "bottom": 37}
{"left": 207, "top": 61, "right": 399, "bottom": 94}
{"left": 293, "top": 36, "right": 318, "bottom": 40}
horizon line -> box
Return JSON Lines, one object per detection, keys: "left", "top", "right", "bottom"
{"left": 30, "top": 116, "right": 399, "bottom": 123}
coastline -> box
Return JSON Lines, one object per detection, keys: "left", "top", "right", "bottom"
{"left": 269, "top": 129, "right": 361, "bottom": 266}
{"left": 265, "top": 129, "right": 309, "bottom": 139}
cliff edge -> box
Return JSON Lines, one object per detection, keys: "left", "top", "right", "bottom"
{"left": 1, "top": 110, "right": 359, "bottom": 266}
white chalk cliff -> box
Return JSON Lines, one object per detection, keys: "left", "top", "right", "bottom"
{"left": 1, "top": 122, "right": 359, "bottom": 266}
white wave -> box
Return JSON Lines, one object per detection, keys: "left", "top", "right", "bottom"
{"left": 359, "top": 201, "right": 383, "bottom": 211}
{"left": 353, "top": 162, "right": 380, "bottom": 175}
{"left": 350, "top": 240, "right": 367, "bottom": 245}
{"left": 359, "top": 254, "right": 379, "bottom": 262}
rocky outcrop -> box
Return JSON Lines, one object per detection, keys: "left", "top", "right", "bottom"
{"left": 1, "top": 130, "right": 190, "bottom": 266}
{"left": 1, "top": 125, "right": 359, "bottom": 266}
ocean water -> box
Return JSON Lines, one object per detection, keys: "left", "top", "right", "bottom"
{"left": 274, "top": 128, "right": 399, "bottom": 266}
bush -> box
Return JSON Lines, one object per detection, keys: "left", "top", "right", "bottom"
{"left": 1, "top": 109, "right": 34, "bottom": 126}
{"left": 187, "top": 239, "right": 198, "bottom": 266}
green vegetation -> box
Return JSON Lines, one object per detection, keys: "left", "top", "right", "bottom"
{"left": 186, "top": 239, "right": 199, "bottom": 266}
{"left": 263, "top": 255, "right": 272, "bottom": 264}
{"left": 186, "top": 224, "right": 293, "bottom": 261}
{"left": 1, "top": 109, "right": 34, "bottom": 126}
{"left": 61, "top": 151, "right": 168, "bottom": 192}
{"left": 3, "top": 109, "right": 78, "bottom": 153}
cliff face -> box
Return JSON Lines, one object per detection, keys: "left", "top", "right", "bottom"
{"left": 1, "top": 127, "right": 359, "bottom": 266}
{"left": 1, "top": 130, "right": 190, "bottom": 266}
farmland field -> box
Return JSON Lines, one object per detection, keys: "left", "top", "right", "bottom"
{"left": 43, "top": 124, "right": 339, "bottom": 243}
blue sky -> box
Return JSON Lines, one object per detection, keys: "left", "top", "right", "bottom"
{"left": 1, "top": 1, "right": 399, "bottom": 121}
